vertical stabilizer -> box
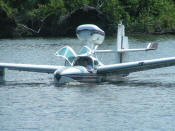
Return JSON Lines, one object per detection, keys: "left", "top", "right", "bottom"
{"left": 117, "top": 23, "right": 129, "bottom": 51}
{"left": 91, "top": 23, "right": 158, "bottom": 64}
{"left": 115, "top": 23, "right": 158, "bottom": 63}
{"left": 115, "top": 23, "right": 129, "bottom": 63}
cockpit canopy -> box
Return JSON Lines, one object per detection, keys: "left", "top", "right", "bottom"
{"left": 56, "top": 46, "right": 102, "bottom": 69}
{"left": 55, "top": 46, "right": 77, "bottom": 66}
{"left": 78, "top": 46, "right": 91, "bottom": 55}
{"left": 73, "top": 56, "right": 101, "bottom": 69}
{"left": 56, "top": 46, "right": 92, "bottom": 65}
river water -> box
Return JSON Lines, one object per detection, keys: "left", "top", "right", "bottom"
{"left": 0, "top": 35, "right": 175, "bottom": 131}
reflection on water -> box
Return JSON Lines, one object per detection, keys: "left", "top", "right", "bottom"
{"left": 1, "top": 35, "right": 175, "bottom": 130}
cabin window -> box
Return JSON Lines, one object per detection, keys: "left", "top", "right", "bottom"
{"left": 73, "top": 57, "right": 93, "bottom": 67}
{"left": 94, "top": 60, "right": 99, "bottom": 69}
{"left": 66, "top": 51, "right": 75, "bottom": 63}
{"left": 65, "top": 60, "right": 71, "bottom": 66}
{"left": 59, "top": 48, "right": 66, "bottom": 55}
{"left": 79, "top": 46, "right": 91, "bottom": 55}
{"left": 56, "top": 46, "right": 77, "bottom": 65}
{"left": 94, "top": 60, "right": 99, "bottom": 66}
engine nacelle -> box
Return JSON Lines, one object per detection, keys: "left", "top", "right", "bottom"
{"left": 76, "top": 24, "right": 105, "bottom": 45}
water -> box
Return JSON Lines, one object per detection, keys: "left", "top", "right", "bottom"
{"left": 0, "top": 35, "right": 175, "bottom": 131}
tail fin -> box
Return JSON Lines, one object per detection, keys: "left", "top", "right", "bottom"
{"left": 94, "top": 23, "right": 158, "bottom": 64}
{"left": 115, "top": 23, "right": 158, "bottom": 63}
{"left": 117, "top": 23, "right": 129, "bottom": 51}
{"left": 115, "top": 23, "right": 129, "bottom": 63}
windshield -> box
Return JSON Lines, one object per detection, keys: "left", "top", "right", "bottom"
{"left": 79, "top": 46, "right": 92, "bottom": 55}
{"left": 55, "top": 46, "right": 77, "bottom": 65}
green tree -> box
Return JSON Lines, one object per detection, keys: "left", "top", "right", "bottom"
{"left": 64, "top": 0, "right": 90, "bottom": 12}
{"left": 29, "top": 0, "right": 66, "bottom": 20}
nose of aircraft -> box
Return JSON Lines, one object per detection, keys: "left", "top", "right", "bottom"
{"left": 54, "top": 70, "right": 61, "bottom": 81}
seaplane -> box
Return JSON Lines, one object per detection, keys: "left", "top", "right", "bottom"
{"left": 1, "top": 23, "right": 175, "bottom": 84}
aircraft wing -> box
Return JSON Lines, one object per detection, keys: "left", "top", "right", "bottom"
{"left": 0, "top": 63, "right": 65, "bottom": 73}
{"left": 97, "top": 57, "right": 175, "bottom": 75}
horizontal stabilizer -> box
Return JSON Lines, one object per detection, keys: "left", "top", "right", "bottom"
{"left": 95, "top": 43, "right": 159, "bottom": 53}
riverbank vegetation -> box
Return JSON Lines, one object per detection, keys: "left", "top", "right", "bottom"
{"left": 1, "top": 0, "right": 175, "bottom": 38}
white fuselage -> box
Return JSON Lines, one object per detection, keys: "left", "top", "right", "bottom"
{"left": 54, "top": 66, "right": 98, "bottom": 83}
{"left": 54, "top": 66, "right": 127, "bottom": 84}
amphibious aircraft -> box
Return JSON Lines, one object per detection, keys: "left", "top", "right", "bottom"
{"left": 1, "top": 23, "right": 175, "bottom": 84}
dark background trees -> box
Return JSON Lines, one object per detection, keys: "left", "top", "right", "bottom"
{"left": 1, "top": 0, "right": 175, "bottom": 38}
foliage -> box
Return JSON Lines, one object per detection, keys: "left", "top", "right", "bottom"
{"left": 64, "top": 0, "right": 90, "bottom": 12}
{"left": 29, "top": 0, "right": 66, "bottom": 20}
{"left": 0, "top": 0, "right": 17, "bottom": 17}
{"left": 155, "top": 1, "right": 175, "bottom": 32}
{"left": 1, "top": 0, "right": 175, "bottom": 34}
{"left": 100, "top": 0, "right": 128, "bottom": 28}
